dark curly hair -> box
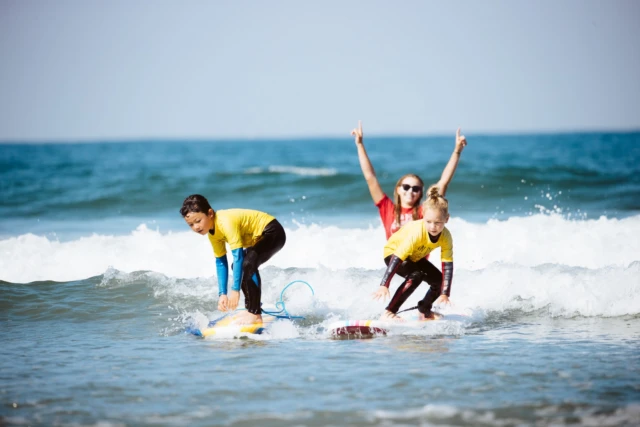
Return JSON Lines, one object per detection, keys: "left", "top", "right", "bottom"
{"left": 179, "top": 194, "right": 213, "bottom": 217}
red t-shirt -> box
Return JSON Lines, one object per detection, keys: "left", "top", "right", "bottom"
{"left": 376, "top": 194, "right": 424, "bottom": 239}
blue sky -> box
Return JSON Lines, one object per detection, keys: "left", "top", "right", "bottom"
{"left": 1, "top": 0, "right": 639, "bottom": 141}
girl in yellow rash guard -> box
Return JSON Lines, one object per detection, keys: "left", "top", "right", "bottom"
{"left": 372, "top": 186, "right": 454, "bottom": 321}
{"left": 180, "top": 194, "right": 286, "bottom": 325}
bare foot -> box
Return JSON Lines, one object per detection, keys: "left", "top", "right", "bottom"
{"left": 231, "top": 312, "right": 263, "bottom": 325}
{"left": 380, "top": 310, "right": 405, "bottom": 322}
{"left": 418, "top": 311, "right": 443, "bottom": 321}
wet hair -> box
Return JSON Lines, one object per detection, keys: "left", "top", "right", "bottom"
{"left": 392, "top": 173, "right": 425, "bottom": 225}
{"left": 422, "top": 184, "right": 449, "bottom": 216}
{"left": 180, "top": 194, "right": 213, "bottom": 217}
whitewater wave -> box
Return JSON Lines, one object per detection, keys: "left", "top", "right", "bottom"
{"left": 4, "top": 259, "right": 638, "bottom": 328}
{"left": 2, "top": 214, "right": 639, "bottom": 283}
{"left": 3, "top": 214, "right": 640, "bottom": 318}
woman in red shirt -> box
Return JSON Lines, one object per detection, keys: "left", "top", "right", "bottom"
{"left": 351, "top": 121, "right": 468, "bottom": 238}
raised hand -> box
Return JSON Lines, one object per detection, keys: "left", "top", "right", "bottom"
{"left": 351, "top": 120, "right": 364, "bottom": 145}
{"left": 455, "top": 128, "right": 467, "bottom": 153}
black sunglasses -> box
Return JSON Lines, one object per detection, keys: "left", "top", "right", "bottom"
{"left": 401, "top": 184, "right": 422, "bottom": 193}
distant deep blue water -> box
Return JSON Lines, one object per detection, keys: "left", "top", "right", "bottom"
{"left": 1, "top": 132, "right": 639, "bottom": 238}
{"left": 1, "top": 132, "right": 639, "bottom": 426}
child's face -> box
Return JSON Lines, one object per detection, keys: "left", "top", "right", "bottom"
{"left": 423, "top": 207, "right": 448, "bottom": 236}
{"left": 184, "top": 209, "right": 214, "bottom": 235}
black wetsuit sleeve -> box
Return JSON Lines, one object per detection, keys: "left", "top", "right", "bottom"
{"left": 379, "top": 255, "right": 402, "bottom": 288}
{"left": 441, "top": 262, "right": 453, "bottom": 296}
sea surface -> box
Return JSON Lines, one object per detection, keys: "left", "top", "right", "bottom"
{"left": 1, "top": 132, "right": 640, "bottom": 426}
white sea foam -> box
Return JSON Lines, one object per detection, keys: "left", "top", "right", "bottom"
{"left": 372, "top": 403, "right": 640, "bottom": 426}
{"left": 2, "top": 214, "right": 640, "bottom": 317}
{"left": 3, "top": 214, "right": 639, "bottom": 281}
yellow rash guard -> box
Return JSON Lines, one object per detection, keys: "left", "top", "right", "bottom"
{"left": 207, "top": 209, "right": 275, "bottom": 257}
{"left": 208, "top": 209, "right": 275, "bottom": 294}
{"left": 383, "top": 219, "right": 453, "bottom": 262}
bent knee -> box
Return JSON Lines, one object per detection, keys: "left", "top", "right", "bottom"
{"left": 242, "top": 250, "right": 259, "bottom": 271}
{"left": 407, "top": 270, "right": 423, "bottom": 283}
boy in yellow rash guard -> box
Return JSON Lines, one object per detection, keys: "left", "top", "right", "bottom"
{"left": 180, "top": 194, "right": 286, "bottom": 325}
{"left": 373, "top": 185, "right": 454, "bottom": 321}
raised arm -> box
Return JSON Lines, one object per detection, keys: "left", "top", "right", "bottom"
{"left": 351, "top": 121, "right": 385, "bottom": 204}
{"left": 436, "top": 128, "right": 468, "bottom": 197}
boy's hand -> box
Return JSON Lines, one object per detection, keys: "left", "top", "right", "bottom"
{"left": 455, "top": 128, "right": 467, "bottom": 153}
{"left": 372, "top": 286, "right": 390, "bottom": 301}
{"left": 228, "top": 290, "right": 240, "bottom": 310}
{"left": 351, "top": 120, "right": 364, "bottom": 145}
{"left": 218, "top": 295, "right": 229, "bottom": 311}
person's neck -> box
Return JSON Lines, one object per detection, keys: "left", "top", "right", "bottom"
{"left": 209, "top": 215, "right": 216, "bottom": 234}
{"left": 428, "top": 232, "right": 441, "bottom": 243}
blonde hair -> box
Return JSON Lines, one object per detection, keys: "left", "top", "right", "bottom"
{"left": 422, "top": 184, "right": 449, "bottom": 216}
{"left": 392, "top": 173, "right": 425, "bottom": 225}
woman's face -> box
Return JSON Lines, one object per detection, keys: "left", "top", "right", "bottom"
{"left": 397, "top": 176, "right": 423, "bottom": 207}
{"left": 183, "top": 209, "right": 214, "bottom": 235}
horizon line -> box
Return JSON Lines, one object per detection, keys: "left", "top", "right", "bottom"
{"left": 1, "top": 127, "right": 639, "bottom": 145}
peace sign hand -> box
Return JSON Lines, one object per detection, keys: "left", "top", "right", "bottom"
{"left": 351, "top": 120, "right": 364, "bottom": 146}
{"left": 455, "top": 127, "right": 467, "bottom": 153}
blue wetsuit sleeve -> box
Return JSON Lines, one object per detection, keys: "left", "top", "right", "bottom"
{"left": 215, "top": 256, "right": 229, "bottom": 296}
{"left": 231, "top": 248, "right": 244, "bottom": 292}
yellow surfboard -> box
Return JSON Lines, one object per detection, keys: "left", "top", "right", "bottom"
{"left": 188, "top": 313, "right": 274, "bottom": 338}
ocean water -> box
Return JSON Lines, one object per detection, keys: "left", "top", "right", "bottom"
{"left": 1, "top": 132, "right": 640, "bottom": 426}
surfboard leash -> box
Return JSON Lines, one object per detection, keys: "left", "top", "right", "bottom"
{"left": 261, "top": 280, "right": 315, "bottom": 320}
{"left": 396, "top": 305, "right": 418, "bottom": 314}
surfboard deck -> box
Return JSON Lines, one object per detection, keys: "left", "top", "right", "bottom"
{"left": 328, "top": 312, "right": 469, "bottom": 339}
{"left": 187, "top": 312, "right": 274, "bottom": 338}
{"left": 328, "top": 320, "right": 390, "bottom": 338}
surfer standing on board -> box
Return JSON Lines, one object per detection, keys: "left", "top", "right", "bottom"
{"left": 372, "top": 186, "right": 455, "bottom": 321}
{"left": 180, "top": 195, "right": 286, "bottom": 325}
{"left": 351, "top": 120, "right": 467, "bottom": 239}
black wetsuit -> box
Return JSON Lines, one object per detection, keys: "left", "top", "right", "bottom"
{"left": 382, "top": 255, "right": 453, "bottom": 315}
{"left": 240, "top": 219, "right": 286, "bottom": 314}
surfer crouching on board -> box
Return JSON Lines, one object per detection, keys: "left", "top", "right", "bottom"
{"left": 180, "top": 195, "right": 286, "bottom": 325}
{"left": 372, "top": 186, "right": 454, "bottom": 321}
